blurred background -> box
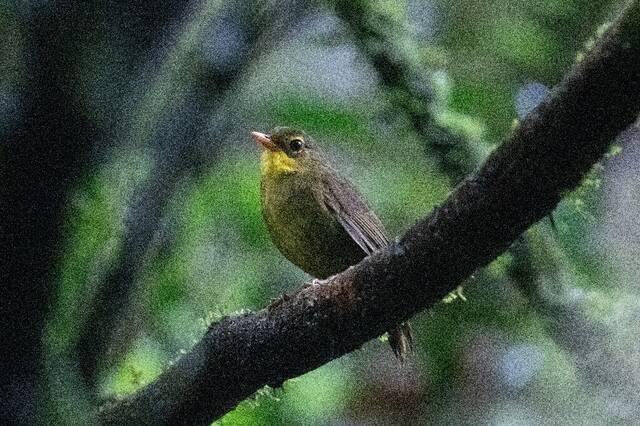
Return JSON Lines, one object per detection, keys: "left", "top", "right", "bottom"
{"left": 3, "top": 0, "right": 639, "bottom": 424}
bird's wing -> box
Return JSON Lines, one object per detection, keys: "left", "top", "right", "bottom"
{"left": 320, "top": 172, "right": 389, "bottom": 255}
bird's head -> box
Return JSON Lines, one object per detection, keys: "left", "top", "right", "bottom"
{"left": 251, "top": 127, "right": 319, "bottom": 176}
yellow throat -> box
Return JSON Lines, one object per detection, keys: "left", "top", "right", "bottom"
{"left": 261, "top": 150, "right": 297, "bottom": 176}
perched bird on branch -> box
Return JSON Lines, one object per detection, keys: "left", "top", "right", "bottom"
{"left": 252, "top": 126, "right": 413, "bottom": 360}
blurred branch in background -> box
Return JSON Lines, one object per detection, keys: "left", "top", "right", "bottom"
{"left": 331, "top": 0, "right": 486, "bottom": 182}
{"left": 99, "top": 1, "right": 640, "bottom": 422}
{"left": 332, "top": 0, "right": 620, "bottom": 401}
{"left": 73, "top": 0, "right": 315, "bottom": 392}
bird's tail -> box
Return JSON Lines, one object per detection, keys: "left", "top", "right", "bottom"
{"left": 388, "top": 321, "right": 414, "bottom": 362}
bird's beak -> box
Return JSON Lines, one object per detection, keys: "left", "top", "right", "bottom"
{"left": 251, "top": 131, "right": 278, "bottom": 152}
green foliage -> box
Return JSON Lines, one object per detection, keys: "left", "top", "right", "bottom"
{"left": 216, "top": 363, "right": 350, "bottom": 425}
{"left": 440, "top": 0, "right": 612, "bottom": 139}
{"left": 490, "top": 16, "right": 557, "bottom": 71}
{"left": 450, "top": 80, "right": 514, "bottom": 141}
{"left": 47, "top": 154, "right": 151, "bottom": 355}
{"left": 266, "top": 95, "right": 373, "bottom": 141}
{"left": 101, "top": 338, "right": 167, "bottom": 398}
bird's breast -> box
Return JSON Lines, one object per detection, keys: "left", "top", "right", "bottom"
{"left": 260, "top": 172, "right": 363, "bottom": 278}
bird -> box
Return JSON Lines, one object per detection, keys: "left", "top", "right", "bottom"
{"left": 251, "top": 126, "right": 413, "bottom": 360}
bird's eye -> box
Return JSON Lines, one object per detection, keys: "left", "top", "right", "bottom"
{"left": 289, "top": 139, "right": 304, "bottom": 152}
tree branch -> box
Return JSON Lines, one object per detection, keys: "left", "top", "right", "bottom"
{"left": 100, "top": 1, "right": 640, "bottom": 424}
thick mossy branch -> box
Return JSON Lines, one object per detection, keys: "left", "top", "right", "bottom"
{"left": 100, "top": 2, "right": 640, "bottom": 424}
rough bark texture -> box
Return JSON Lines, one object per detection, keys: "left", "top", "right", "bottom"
{"left": 100, "top": 1, "right": 640, "bottom": 424}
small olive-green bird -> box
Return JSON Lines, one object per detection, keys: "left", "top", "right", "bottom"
{"left": 252, "top": 126, "right": 413, "bottom": 360}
